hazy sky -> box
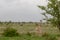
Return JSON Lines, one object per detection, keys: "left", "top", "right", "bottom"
{"left": 0, "top": 0, "right": 48, "bottom": 22}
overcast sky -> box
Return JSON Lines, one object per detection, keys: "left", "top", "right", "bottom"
{"left": 0, "top": 0, "right": 48, "bottom": 22}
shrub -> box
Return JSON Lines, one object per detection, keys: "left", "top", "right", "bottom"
{"left": 56, "top": 34, "right": 60, "bottom": 37}
{"left": 20, "top": 24, "right": 23, "bottom": 26}
{"left": 35, "top": 23, "right": 38, "bottom": 26}
{"left": 26, "top": 32, "right": 32, "bottom": 36}
{"left": 42, "top": 33, "right": 57, "bottom": 40}
{"left": 3, "top": 27, "right": 20, "bottom": 37}
{"left": 46, "top": 35, "right": 57, "bottom": 40}
{"left": 42, "top": 32, "right": 49, "bottom": 37}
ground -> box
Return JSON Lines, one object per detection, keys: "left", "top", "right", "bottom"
{"left": 0, "top": 22, "right": 60, "bottom": 40}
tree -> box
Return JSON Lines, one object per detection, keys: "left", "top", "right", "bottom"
{"left": 38, "top": 0, "right": 60, "bottom": 31}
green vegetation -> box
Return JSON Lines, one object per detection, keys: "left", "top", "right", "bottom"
{"left": 0, "top": 0, "right": 60, "bottom": 40}
{"left": 3, "top": 27, "right": 19, "bottom": 37}
{"left": 38, "top": 0, "right": 60, "bottom": 31}
{"left": 0, "top": 22, "right": 59, "bottom": 40}
{"left": 0, "top": 34, "right": 58, "bottom": 40}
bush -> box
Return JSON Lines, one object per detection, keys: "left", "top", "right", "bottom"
{"left": 20, "top": 24, "right": 23, "bottom": 26}
{"left": 3, "top": 27, "right": 20, "bottom": 37}
{"left": 26, "top": 32, "right": 31, "bottom": 36}
{"left": 35, "top": 23, "right": 38, "bottom": 26}
{"left": 56, "top": 34, "right": 60, "bottom": 37}
{"left": 42, "top": 33, "right": 57, "bottom": 40}
{"left": 42, "top": 32, "right": 49, "bottom": 37}
{"left": 46, "top": 35, "right": 57, "bottom": 40}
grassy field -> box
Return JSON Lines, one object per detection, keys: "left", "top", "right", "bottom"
{"left": 0, "top": 33, "right": 59, "bottom": 40}
{"left": 0, "top": 22, "right": 60, "bottom": 40}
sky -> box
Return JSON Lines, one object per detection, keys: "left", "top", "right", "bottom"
{"left": 0, "top": 0, "right": 48, "bottom": 22}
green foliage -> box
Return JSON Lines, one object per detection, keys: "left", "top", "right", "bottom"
{"left": 0, "top": 33, "right": 58, "bottom": 40}
{"left": 38, "top": 0, "right": 60, "bottom": 30}
{"left": 56, "top": 34, "right": 60, "bottom": 37}
{"left": 42, "top": 32, "right": 49, "bottom": 37}
{"left": 26, "top": 32, "right": 32, "bottom": 36}
{"left": 42, "top": 33, "right": 57, "bottom": 40}
{"left": 38, "top": 6, "right": 46, "bottom": 10}
{"left": 46, "top": 35, "right": 57, "bottom": 40}
{"left": 20, "top": 24, "right": 23, "bottom": 26}
{"left": 3, "top": 27, "right": 19, "bottom": 37}
{"left": 35, "top": 23, "right": 38, "bottom": 26}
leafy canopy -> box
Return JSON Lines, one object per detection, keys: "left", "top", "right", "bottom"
{"left": 38, "top": 0, "right": 60, "bottom": 26}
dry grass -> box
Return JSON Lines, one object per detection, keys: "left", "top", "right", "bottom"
{"left": 0, "top": 22, "right": 59, "bottom": 40}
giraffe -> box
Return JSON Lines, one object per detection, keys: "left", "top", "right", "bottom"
{"left": 35, "top": 21, "right": 42, "bottom": 35}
